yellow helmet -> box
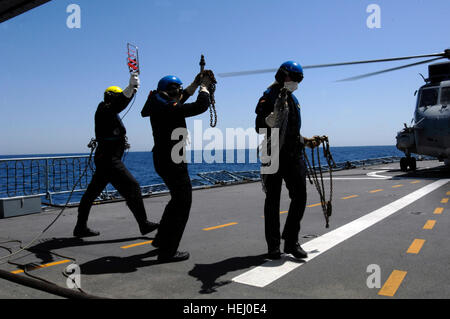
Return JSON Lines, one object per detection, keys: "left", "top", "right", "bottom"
{"left": 105, "top": 86, "right": 123, "bottom": 93}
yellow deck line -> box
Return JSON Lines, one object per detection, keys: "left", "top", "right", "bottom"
{"left": 203, "top": 222, "right": 238, "bottom": 231}
{"left": 407, "top": 239, "right": 426, "bottom": 254}
{"left": 434, "top": 207, "right": 444, "bottom": 215}
{"left": 447, "top": 191, "right": 450, "bottom": 196}
{"left": 378, "top": 270, "right": 407, "bottom": 297}
{"left": 392, "top": 184, "right": 403, "bottom": 188}
{"left": 410, "top": 181, "right": 420, "bottom": 184}
{"left": 369, "top": 189, "right": 384, "bottom": 193}
{"left": 121, "top": 240, "right": 153, "bottom": 249}
{"left": 281, "top": 203, "right": 322, "bottom": 213}
{"left": 341, "top": 195, "right": 359, "bottom": 200}
{"left": 11, "top": 259, "right": 71, "bottom": 274}
{"left": 441, "top": 198, "right": 448, "bottom": 204}
{"left": 423, "top": 220, "right": 436, "bottom": 230}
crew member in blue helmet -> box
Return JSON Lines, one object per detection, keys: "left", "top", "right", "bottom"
{"left": 255, "top": 61, "right": 321, "bottom": 260}
{"left": 74, "top": 73, "right": 159, "bottom": 238}
{"left": 141, "top": 71, "right": 215, "bottom": 263}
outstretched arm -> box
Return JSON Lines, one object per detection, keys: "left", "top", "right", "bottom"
{"left": 112, "top": 73, "right": 140, "bottom": 113}
{"left": 141, "top": 90, "right": 210, "bottom": 118}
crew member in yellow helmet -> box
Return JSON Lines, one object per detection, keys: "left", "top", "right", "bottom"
{"left": 73, "top": 73, "right": 159, "bottom": 237}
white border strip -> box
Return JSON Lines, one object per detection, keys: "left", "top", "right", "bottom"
{"left": 233, "top": 179, "right": 449, "bottom": 288}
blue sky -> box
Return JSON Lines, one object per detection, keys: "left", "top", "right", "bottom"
{"left": 1, "top": 0, "right": 449, "bottom": 155}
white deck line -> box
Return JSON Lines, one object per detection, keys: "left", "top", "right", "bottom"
{"left": 232, "top": 179, "right": 450, "bottom": 288}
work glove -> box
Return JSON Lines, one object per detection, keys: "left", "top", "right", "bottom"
{"left": 200, "top": 70, "right": 217, "bottom": 94}
{"left": 200, "top": 70, "right": 216, "bottom": 87}
{"left": 265, "top": 89, "right": 289, "bottom": 128}
{"left": 123, "top": 73, "right": 140, "bottom": 98}
{"left": 304, "top": 136, "right": 323, "bottom": 149}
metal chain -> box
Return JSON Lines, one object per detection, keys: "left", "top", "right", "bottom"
{"left": 204, "top": 70, "right": 217, "bottom": 127}
{"left": 303, "top": 137, "right": 335, "bottom": 228}
{"left": 199, "top": 56, "right": 217, "bottom": 128}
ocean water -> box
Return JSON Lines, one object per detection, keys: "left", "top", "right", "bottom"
{"left": 0, "top": 146, "right": 404, "bottom": 204}
{"left": 123, "top": 146, "right": 404, "bottom": 186}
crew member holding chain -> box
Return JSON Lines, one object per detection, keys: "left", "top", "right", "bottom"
{"left": 141, "top": 71, "right": 215, "bottom": 263}
{"left": 255, "top": 61, "right": 323, "bottom": 260}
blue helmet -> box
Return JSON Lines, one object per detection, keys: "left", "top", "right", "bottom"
{"left": 157, "top": 75, "right": 183, "bottom": 91}
{"left": 276, "top": 61, "right": 304, "bottom": 83}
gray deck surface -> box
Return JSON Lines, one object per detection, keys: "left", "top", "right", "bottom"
{"left": 0, "top": 160, "right": 449, "bottom": 299}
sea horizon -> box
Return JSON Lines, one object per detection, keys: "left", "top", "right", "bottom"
{"left": 0, "top": 145, "right": 399, "bottom": 159}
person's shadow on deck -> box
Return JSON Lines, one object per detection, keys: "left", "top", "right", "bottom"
{"left": 26, "top": 236, "right": 155, "bottom": 265}
{"left": 79, "top": 250, "right": 160, "bottom": 275}
{"left": 26, "top": 237, "right": 161, "bottom": 275}
{"left": 188, "top": 254, "right": 267, "bottom": 294}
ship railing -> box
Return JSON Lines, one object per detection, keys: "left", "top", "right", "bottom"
{"left": 0, "top": 154, "right": 436, "bottom": 205}
{"left": 0, "top": 155, "right": 94, "bottom": 205}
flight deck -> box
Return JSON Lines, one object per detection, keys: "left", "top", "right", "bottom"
{"left": 0, "top": 160, "right": 449, "bottom": 299}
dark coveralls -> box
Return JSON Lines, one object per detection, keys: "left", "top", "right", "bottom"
{"left": 141, "top": 90, "right": 210, "bottom": 257}
{"left": 255, "top": 84, "right": 308, "bottom": 252}
{"left": 77, "top": 93, "right": 149, "bottom": 228}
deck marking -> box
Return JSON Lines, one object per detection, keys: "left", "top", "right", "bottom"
{"left": 441, "top": 198, "right": 448, "bottom": 204}
{"left": 367, "top": 171, "right": 391, "bottom": 179}
{"left": 341, "top": 195, "right": 359, "bottom": 200}
{"left": 447, "top": 191, "right": 450, "bottom": 196}
{"left": 406, "top": 239, "right": 426, "bottom": 254}
{"left": 11, "top": 260, "right": 71, "bottom": 274}
{"left": 284, "top": 203, "right": 321, "bottom": 213}
{"left": 232, "top": 179, "right": 449, "bottom": 288}
{"left": 434, "top": 207, "right": 444, "bottom": 215}
{"left": 203, "top": 222, "right": 238, "bottom": 231}
{"left": 411, "top": 181, "right": 420, "bottom": 184}
{"left": 423, "top": 220, "right": 436, "bottom": 230}
{"left": 369, "top": 189, "right": 384, "bottom": 193}
{"left": 121, "top": 240, "right": 153, "bottom": 249}
{"left": 272, "top": 206, "right": 320, "bottom": 217}
{"left": 378, "top": 270, "right": 407, "bottom": 297}
{"left": 392, "top": 184, "right": 403, "bottom": 188}
{"left": 313, "top": 170, "right": 391, "bottom": 180}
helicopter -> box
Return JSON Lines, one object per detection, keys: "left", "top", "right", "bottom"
{"left": 218, "top": 49, "right": 450, "bottom": 171}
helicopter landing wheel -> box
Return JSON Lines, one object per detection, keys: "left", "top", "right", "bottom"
{"left": 409, "top": 157, "right": 417, "bottom": 171}
{"left": 401, "top": 156, "right": 416, "bottom": 171}
{"left": 400, "top": 157, "right": 408, "bottom": 171}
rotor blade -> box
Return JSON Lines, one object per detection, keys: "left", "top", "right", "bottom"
{"left": 217, "top": 51, "right": 446, "bottom": 78}
{"left": 337, "top": 57, "right": 444, "bottom": 82}
{"left": 218, "top": 68, "right": 278, "bottom": 77}
{"left": 302, "top": 52, "right": 445, "bottom": 69}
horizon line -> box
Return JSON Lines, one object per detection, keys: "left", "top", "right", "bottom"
{"left": 0, "top": 145, "right": 399, "bottom": 157}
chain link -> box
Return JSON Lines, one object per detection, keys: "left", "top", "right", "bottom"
{"left": 303, "top": 136, "right": 335, "bottom": 228}
{"left": 203, "top": 70, "right": 218, "bottom": 127}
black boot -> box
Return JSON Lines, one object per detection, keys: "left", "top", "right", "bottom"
{"left": 267, "top": 248, "right": 281, "bottom": 260}
{"left": 151, "top": 236, "right": 160, "bottom": 248}
{"left": 284, "top": 242, "right": 308, "bottom": 259}
{"left": 73, "top": 224, "right": 100, "bottom": 238}
{"left": 139, "top": 221, "right": 159, "bottom": 235}
{"left": 158, "top": 251, "right": 190, "bottom": 263}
